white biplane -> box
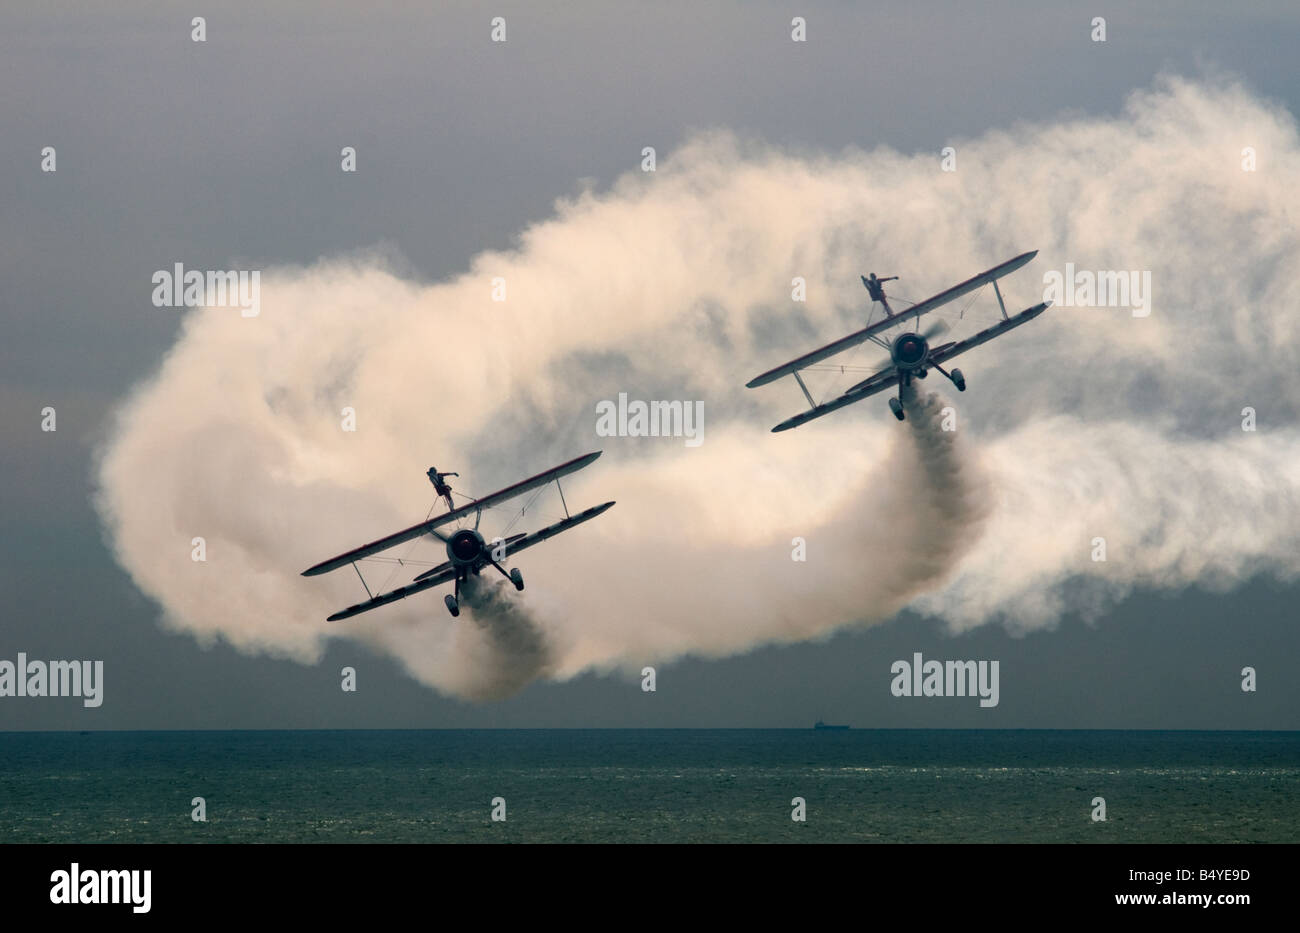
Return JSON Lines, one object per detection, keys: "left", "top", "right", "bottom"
{"left": 747, "top": 251, "right": 1051, "bottom": 430}
{"left": 303, "top": 452, "right": 614, "bottom": 621}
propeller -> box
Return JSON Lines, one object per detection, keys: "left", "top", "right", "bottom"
{"left": 920, "top": 319, "right": 947, "bottom": 340}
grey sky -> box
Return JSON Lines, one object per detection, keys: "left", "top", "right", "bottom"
{"left": 2, "top": 1, "right": 1298, "bottom": 728}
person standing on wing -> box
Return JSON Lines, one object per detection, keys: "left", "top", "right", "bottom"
{"left": 427, "top": 468, "right": 458, "bottom": 512}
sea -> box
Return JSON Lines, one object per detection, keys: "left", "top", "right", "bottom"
{"left": 1, "top": 730, "right": 1295, "bottom": 843}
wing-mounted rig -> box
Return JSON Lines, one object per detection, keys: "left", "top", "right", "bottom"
{"left": 861, "top": 272, "right": 898, "bottom": 307}
{"left": 304, "top": 452, "right": 614, "bottom": 621}
{"left": 748, "top": 250, "right": 1051, "bottom": 429}
{"left": 426, "top": 467, "right": 459, "bottom": 513}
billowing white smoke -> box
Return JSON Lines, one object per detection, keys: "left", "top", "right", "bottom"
{"left": 96, "top": 76, "right": 1300, "bottom": 697}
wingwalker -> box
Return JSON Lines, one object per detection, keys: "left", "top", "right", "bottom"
{"left": 747, "top": 251, "right": 1051, "bottom": 430}
{"left": 303, "top": 452, "right": 614, "bottom": 621}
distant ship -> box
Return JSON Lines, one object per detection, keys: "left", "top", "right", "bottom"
{"left": 813, "top": 720, "right": 849, "bottom": 731}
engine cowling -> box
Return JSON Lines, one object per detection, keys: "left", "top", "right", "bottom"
{"left": 446, "top": 528, "right": 486, "bottom": 566}
{"left": 891, "top": 332, "right": 928, "bottom": 369}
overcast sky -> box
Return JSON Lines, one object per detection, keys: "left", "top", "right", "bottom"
{"left": 3, "top": 1, "right": 1299, "bottom": 729}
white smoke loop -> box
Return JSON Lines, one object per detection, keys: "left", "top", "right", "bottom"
{"left": 96, "top": 76, "right": 1300, "bottom": 697}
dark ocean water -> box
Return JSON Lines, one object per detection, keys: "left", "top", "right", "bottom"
{"left": 0, "top": 730, "right": 1295, "bottom": 843}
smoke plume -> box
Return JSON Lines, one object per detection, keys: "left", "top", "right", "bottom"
{"left": 449, "top": 576, "right": 556, "bottom": 701}
{"left": 95, "top": 75, "right": 1300, "bottom": 697}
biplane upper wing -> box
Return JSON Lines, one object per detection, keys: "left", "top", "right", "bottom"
{"left": 747, "top": 251, "right": 1038, "bottom": 389}
{"left": 325, "top": 501, "right": 616, "bottom": 621}
{"left": 303, "top": 451, "right": 603, "bottom": 576}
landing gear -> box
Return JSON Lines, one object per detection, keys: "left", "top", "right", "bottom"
{"left": 933, "top": 362, "right": 966, "bottom": 392}
{"left": 488, "top": 558, "right": 521, "bottom": 590}
{"left": 446, "top": 576, "right": 462, "bottom": 617}
{"left": 889, "top": 397, "right": 905, "bottom": 421}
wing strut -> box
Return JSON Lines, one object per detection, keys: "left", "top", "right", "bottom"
{"left": 993, "top": 279, "right": 1009, "bottom": 320}
{"left": 792, "top": 371, "right": 816, "bottom": 407}
{"left": 556, "top": 477, "right": 570, "bottom": 519}
{"left": 352, "top": 562, "right": 373, "bottom": 599}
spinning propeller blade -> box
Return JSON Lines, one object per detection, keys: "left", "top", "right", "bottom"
{"left": 920, "top": 319, "right": 947, "bottom": 340}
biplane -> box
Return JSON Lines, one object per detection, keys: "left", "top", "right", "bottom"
{"left": 747, "top": 250, "right": 1051, "bottom": 430}
{"left": 303, "top": 452, "right": 614, "bottom": 621}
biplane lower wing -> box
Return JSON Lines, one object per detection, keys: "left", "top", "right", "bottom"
{"left": 771, "top": 371, "right": 901, "bottom": 432}
{"left": 927, "top": 301, "right": 1051, "bottom": 366}
{"left": 326, "top": 566, "right": 458, "bottom": 621}
{"left": 303, "top": 451, "right": 603, "bottom": 577}
{"left": 503, "top": 500, "right": 616, "bottom": 557}
{"left": 325, "top": 501, "right": 616, "bottom": 621}
{"left": 747, "top": 251, "right": 1038, "bottom": 389}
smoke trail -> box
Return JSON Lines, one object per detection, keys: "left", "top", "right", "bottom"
{"left": 449, "top": 576, "right": 556, "bottom": 701}
{"left": 889, "top": 385, "right": 991, "bottom": 590}
{"left": 94, "top": 75, "right": 1300, "bottom": 698}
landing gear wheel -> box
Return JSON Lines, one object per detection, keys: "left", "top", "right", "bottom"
{"left": 510, "top": 568, "right": 524, "bottom": 591}
{"left": 444, "top": 594, "right": 460, "bottom": 617}
{"left": 889, "top": 397, "right": 905, "bottom": 421}
{"left": 951, "top": 368, "right": 966, "bottom": 392}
